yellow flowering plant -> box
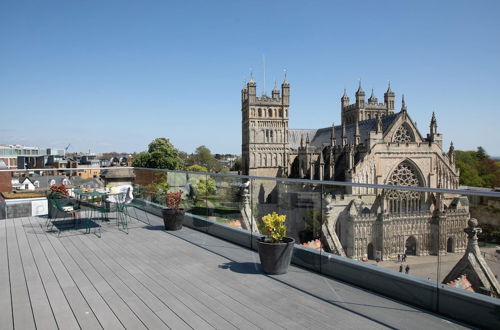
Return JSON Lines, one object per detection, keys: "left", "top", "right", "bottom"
{"left": 259, "top": 212, "right": 287, "bottom": 243}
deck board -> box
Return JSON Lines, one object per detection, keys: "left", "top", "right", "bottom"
{"left": 15, "top": 217, "right": 58, "bottom": 330}
{"left": 26, "top": 216, "right": 102, "bottom": 329}
{"left": 6, "top": 217, "right": 36, "bottom": 330}
{"left": 0, "top": 214, "right": 474, "bottom": 330}
{"left": 0, "top": 216, "right": 14, "bottom": 330}
{"left": 20, "top": 217, "right": 80, "bottom": 330}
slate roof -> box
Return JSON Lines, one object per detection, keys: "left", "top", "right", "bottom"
{"left": 288, "top": 113, "right": 399, "bottom": 150}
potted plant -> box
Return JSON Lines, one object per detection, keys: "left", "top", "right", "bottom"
{"left": 162, "top": 190, "right": 185, "bottom": 230}
{"left": 258, "top": 212, "right": 295, "bottom": 275}
{"left": 47, "top": 184, "right": 70, "bottom": 218}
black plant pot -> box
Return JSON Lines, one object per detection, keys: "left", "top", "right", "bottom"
{"left": 162, "top": 208, "right": 185, "bottom": 231}
{"left": 257, "top": 237, "right": 295, "bottom": 275}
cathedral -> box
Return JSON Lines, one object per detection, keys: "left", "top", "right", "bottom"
{"left": 241, "top": 76, "right": 469, "bottom": 260}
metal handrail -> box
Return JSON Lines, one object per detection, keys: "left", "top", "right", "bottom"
{"left": 2, "top": 166, "right": 500, "bottom": 198}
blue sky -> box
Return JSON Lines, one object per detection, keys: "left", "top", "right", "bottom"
{"left": 1, "top": 0, "right": 499, "bottom": 156}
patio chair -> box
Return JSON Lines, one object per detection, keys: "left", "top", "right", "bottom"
{"left": 47, "top": 193, "right": 85, "bottom": 235}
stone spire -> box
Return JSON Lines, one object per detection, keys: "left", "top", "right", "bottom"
{"left": 376, "top": 114, "right": 382, "bottom": 133}
{"left": 384, "top": 81, "right": 395, "bottom": 111}
{"left": 355, "top": 79, "right": 365, "bottom": 107}
{"left": 386, "top": 81, "right": 393, "bottom": 94}
{"left": 442, "top": 218, "right": 500, "bottom": 297}
{"left": 448, "top": 141, "right": 455, "bottom": 164}
{"left": 272, "top": 80, "right": 280, "bottom": 99}
{"left": 341, "top": 88, "right": 350, "bottom": 107}
{"left": 341, "top": 121, "right": 347, "bottom": 146}
{"left": 430, "top": 112, "right": 437, "bottom": 137}
{"left": 368, "top": 88, "right": 378, "bottom": 103}
{"left": 300, "top": 134, "right": 304, "bottom": 148}
{"left": 354, "top": 118, "right": 361, "bottom": 145}
{"left": 330, "top": 123, "right": 336, "bottom": 146}
{"left": 401, "top": 94, "right": 407, "bottom": 113}
{"left": 249, "top": 70, "right": 255, "bottom": 84}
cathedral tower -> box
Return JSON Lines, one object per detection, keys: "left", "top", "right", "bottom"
{"left": 241, "top": 75, "right": 289, "bottom": 176}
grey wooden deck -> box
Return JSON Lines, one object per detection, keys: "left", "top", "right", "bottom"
{"left": 0, "top": 213, "right": 471, "bottom": 330}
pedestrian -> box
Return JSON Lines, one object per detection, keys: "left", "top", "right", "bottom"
{"left": 403, "top": 253, "right": 407, "bottom": 262}
{"left": 376, "top": 257, "right": 380, "bottom": 263}
{"left": 397, "top": 254, "right": 401, "bottom": 262}
{"left": 405, "top": 265, "right": 410, "bottom": 274}
{"left": 399, "top": 265, "right": 403, "bottom": 273}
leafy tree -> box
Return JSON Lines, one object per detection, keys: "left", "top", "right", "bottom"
{"left": 196, "top": 178, "right": 216, "bottom": 197}
{"left": 455, "top": 147, "right": 500, "bottom": 188}
{"left": 132, "top": 138, "right": 182, "bottom": 170}
{"left": 187, "top": 145, "right": 221, "bottom": 172}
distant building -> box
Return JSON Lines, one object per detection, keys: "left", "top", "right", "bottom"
{"left": 0, "top": 160, "right": 12, "bottom": 193}
{"left": 0, "top": 145, "right": 46, "bottom": 169}
{"left": 241, "top": 78, "right": 468, "bottom": 260}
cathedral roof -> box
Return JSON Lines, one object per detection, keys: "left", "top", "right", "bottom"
{"left": 288, "top": 113, "right": 399, "bottom": 149}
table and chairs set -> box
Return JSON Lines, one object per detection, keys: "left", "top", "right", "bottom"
{"left": 46, "top": 186, "right": 133, "bottom": 236}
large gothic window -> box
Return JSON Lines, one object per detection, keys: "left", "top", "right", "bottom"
{"left": 386, "top": 161, "right": 423, "bottom": 213}
{"left": 392, "top": 124, "right": 413, "bottom": 143}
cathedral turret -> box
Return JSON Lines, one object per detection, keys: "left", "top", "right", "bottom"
{"left": 281, "top": 74, "right": 290, "bottom": 106}
{"left": 354, "top": 119, "right": 361, "bottom": 145}
{"left": 368, "top": 89, "right": 378, "bottom": 104}
{"left": 241, "top": 81, "right": 248, "bottom": 103}
{"left": 401, "top": 94, "right": 407, "bottom": 114}
{"left": 384, "top": 81, "right": 395, "bottom": 111}
{"left": 330, "top": 123, "right": 336, "bottom": 146}
{"left": 248, "top": 72, "right": 256, "bottom": 104}
{"left": 355, "top": 81, "right": 365, "bottom": 108}
{"left": 341, "top": 122, "right": 347, "bottom": 146}
{"left": 448, "top": 141, "right": 455, "bottom": 165}
{"left": 272, "top": 80, "right": 280, "bottom": 99}
{"left": 376, "top": 114, "right": 382, "bottom": 133}
{"left": 341, "top": 88, "right": 350, "bottom": 107}
{"left": 429, "top": 112, "right": 437, "bottom": 139}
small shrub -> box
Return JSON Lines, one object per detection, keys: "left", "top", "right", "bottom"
{"left": 166, "top": 190, "right": 183, "bottom": 210}
{"left": 259, "top": 212, "right": 287, "bottom": 243}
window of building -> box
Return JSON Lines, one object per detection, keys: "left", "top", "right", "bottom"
{"left": 393, "top": 124, "right": 414, "bottom": 143}
{"left": 386, "top": 161, "right": 423, "bottom": 213}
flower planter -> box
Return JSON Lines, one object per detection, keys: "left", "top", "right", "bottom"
{"left": 162, "top": 208, "right": 185, "bottom": 231}
{"left": 258, "top": 236, "right": 295, "bottom": 275}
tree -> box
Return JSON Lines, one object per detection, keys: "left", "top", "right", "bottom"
{"left": 456, "top": 147, "right": 500, "bottom": 188}
{"left": 196, "top": 178, "right": 216, "bottom": 197}
{"left": 231, "top": 157, "right": 242, "bottom": 172}
{"left": 187, "top": 145, "right": 221, "bottom": 172}
{"left": 186, "top": 164, "right": 208, "bottom": 172}
{"left": 132, "top": 138, "right": 182, "bottom": 170}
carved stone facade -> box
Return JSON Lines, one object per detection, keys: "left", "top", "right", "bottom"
{"left": 241, "top": 78, "right": 468, "bottom": 260}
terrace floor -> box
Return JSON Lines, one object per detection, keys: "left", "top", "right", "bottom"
{"left": 0, "top": 213, "right": 472, "bottom": 330}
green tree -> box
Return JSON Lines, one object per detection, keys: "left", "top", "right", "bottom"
{"left": 196, "top": 178, "right": 216, "bottom": 197}
{"left": 132, "top": 138, "right": 182, "bottom": 170}
{"left": 187, "top": 145, "right": 221, "bottom": 172}
{"left": 455, "top": 147, "right": 500, "bottom": 188}
{"left": 186, "top": 164, "right": 208, "bottom": 172}
{"left": 231, "top": 157, "right": 242, "bottom": 171}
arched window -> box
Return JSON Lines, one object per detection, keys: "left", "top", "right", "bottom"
{"left": 392, "top": 124, "right": 414, "bottom": 143}
{"left": 258, "top": 109, "right": 262, "bottom": 117}
{"left": 268, "top": 109, "right": 272, "bottom": 117}
{"left": 279, "top": 109, "right": 283, "bottom": 117}
{"left": 385, "top": 161, "right": 423, "bottom": 213}
{"left": 50, "top": 179, "right": 56, "bottom": 186}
